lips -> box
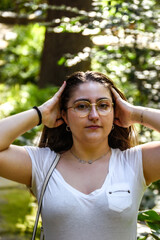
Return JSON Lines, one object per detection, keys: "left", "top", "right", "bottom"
{"left": 85, "top": 125, "right": 102, "bottom": 129}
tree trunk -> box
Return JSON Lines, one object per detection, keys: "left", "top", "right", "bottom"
{"left": 38, "top": 0, "right": 92, "bottom": 87}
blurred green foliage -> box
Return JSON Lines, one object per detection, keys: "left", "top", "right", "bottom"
{"left": 0, "top": 0, "right": 160, "bottom": 239}
{"left": 0, "top": 0, "right": 14, "bottom": 10}
{"left": 0, "top": 83, "right": 58, "bottom": 145}
{"left": 0, "top": 0, "right": 45, "bottom": 12}
{"left": 0, "top": 24, "right": 45, "bottom": 85}
{"left": 0, "top": 187, "right": 41, "bottom": 239}
{"left": 138, "top": 210, "right": 160, "bottom": 239}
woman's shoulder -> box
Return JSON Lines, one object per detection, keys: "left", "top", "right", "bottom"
{"left": 24, "top": 145, "right": 57, "bottom": 169}
{"left": 24, "top": 145, "right": 55, "bottom": 155}
{"left": 112, "top": 145, "right": 141, "bottom": 155}
{"left": 111, "top": 145, "right": 142, "bottom": 166}
{"left": 111, "top": 146, "right": 143, "bottom": 177}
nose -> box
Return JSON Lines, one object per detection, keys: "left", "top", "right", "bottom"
{"left": 88, "top": 105, "right": 99, "bottom": 120}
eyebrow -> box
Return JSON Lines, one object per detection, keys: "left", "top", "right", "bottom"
{"left": 73, "top": 97, "right": 111, "bottom": 103}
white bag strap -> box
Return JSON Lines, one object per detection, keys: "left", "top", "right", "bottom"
{"left": 31, "top": 153, "right": 60, "bottom": 240}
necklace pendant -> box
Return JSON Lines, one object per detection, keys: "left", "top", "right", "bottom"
{"left": 79, "top": 159, "right": 86, "bottom": 164}
{"left": 70, "top": 148, "right": 110, "bottom": 165}
{"left": 88, "top": 160, "right": 93, "bottom": 164}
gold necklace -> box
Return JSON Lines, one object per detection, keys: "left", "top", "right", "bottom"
{"left": 70, "top": 148, "right": 110, "bottom": 164}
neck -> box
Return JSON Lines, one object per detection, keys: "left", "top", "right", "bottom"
{"left": 71, "top": 139, "right": 110, "bottom": 161}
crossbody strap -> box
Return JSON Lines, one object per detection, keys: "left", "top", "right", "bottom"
{"left": 31, "top": 153, "right": 60, "bottom": 240}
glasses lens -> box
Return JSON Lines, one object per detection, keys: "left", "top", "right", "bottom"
{"left": 97, "top": 99, "right": 112, "bottom": 115}
{"left": 74, "top": 101, "right": 90, "bottom": 117}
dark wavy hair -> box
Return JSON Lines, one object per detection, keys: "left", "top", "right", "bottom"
{"left": 39, "top": 71, "right": 138, "bottom": 152}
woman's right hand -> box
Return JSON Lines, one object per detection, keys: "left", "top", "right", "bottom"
{"left": 39, "top": 81, "right": 66, "bottom": 128}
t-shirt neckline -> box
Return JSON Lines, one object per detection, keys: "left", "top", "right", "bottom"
{"left": 53, "top": 149, "right": 114, "bottom": 199}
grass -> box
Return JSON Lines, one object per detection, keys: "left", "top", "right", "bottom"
{"left": 0, "top": 187, "right": 41, "bottom": 239}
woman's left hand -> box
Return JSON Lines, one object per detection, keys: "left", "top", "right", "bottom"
{"left": 111, "top": 88, "right": 135, "bottom": 128}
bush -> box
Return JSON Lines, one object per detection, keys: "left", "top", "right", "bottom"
{"left": 0, "top": 83, "right": 58, "bottom": 146}
{"left": 0, "top": 24, "right": 45, "bottom": 85}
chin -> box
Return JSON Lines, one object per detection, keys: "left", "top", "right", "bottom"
{"left": 84, "top": 135, "right": 106, "bottom": 144}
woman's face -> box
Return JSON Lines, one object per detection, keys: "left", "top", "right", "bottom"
{"left": 63, "top": 81, "right": 114, "bottom": 146}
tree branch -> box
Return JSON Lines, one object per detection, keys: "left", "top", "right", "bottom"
{"left": 0, "top": 11, "right": 45, "bottom": 25}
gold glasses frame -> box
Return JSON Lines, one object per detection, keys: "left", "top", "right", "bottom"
{"left": 67, "top": 98, "right": 114, "bottom": 118}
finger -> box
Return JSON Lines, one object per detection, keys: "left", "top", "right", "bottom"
{"left": 111, "top": 87, "right": 121, "bottom": 101}
{"left": 54, "top": 81, "right": 66, "bottom": 99}
{"left": 113, "top": 118, "right": 121, "bottom": 127}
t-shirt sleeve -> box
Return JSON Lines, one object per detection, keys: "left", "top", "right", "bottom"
{"left": 124, "top": 145, "right": 147, "bottom": 189}
{"left": 24, "top": 146, "right": 57, "bottom": 200}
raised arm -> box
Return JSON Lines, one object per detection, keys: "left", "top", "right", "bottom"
{"left": 111, "top": 88, "right": 160, "bottom": 132}
{"left": 111, "top": 88, "right": 160, "bottom": 185}
{"left": 0, "top": 82, "right": 66, "bottom": 186}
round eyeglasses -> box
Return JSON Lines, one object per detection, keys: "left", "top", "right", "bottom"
{"left": 67, "top": 99, "right": 114, "bottom": 118}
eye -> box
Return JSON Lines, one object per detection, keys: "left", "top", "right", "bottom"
{"left": 74, "top": 102, "right": 89, "bottom": 111}
{"left": 98, "top": 101, "right": 110, "bottom": 110}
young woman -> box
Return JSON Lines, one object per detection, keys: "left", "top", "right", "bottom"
{"left": 0, "top": 71, "right": 160, "bottom": 240}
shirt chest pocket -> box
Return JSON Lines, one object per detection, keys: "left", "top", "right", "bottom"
{"left": 107, "top": 183, "right": 132, "bottom": 213}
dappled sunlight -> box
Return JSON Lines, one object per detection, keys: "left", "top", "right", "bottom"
{"left": 0, "top": 24, "right": 17, "bottom": 50}
{"left": 92, "top": 31, "right": 160, "bottom": 50}
{"left": 0, "top": 1, "right": 160, "bottom": 239}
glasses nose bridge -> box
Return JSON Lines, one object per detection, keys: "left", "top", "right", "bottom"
{"left": 89, "top": 102, "right": 99, "bottom": 115}
{"left": 90, "top": 102, "right": 98, "bottom": 110}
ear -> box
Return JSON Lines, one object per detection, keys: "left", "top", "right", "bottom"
{"left": 62, "top": 110, "right": 68, "bottom": 125}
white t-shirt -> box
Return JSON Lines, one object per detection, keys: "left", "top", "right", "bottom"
{"left": 24, "top": 146, "right": 147, "bottom": 240}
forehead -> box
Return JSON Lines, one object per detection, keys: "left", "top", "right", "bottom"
{"left": 70, "top": 81, "right": 112, "bottom": 101}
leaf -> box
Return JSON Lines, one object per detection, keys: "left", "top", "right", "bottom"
{"left": 57, "top": 56, "right": 66, "bottom": 66}
{"left": 150, "top": 233, "right": 160, "bottom": 240}
{"left": 147, "top": 222, "right": 160, "bottom": 232}
{"left": 138, "top": 210, "right": 160, "bottom": 222}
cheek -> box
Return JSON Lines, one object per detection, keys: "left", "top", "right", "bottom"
{"left": 102, "top": 112, "right": 114, "bottom": 127}
{"left": 110, "top": 108, "right": 114, "bottom": 121}
{"left": 111, "top": 111, "right": 114, "bottom": 122}
{"left": 67, "top": 114, "right": 86, "bottom": 133}
{"left": 66, "top": 112, "right": 79, "bottom": 126}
